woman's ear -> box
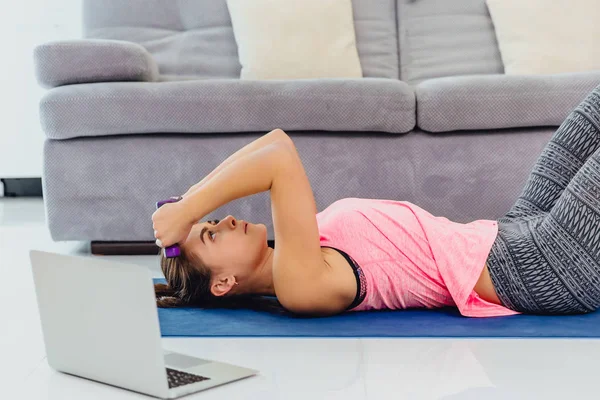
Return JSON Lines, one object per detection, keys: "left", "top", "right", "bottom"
{"left": 210, "top": 275, "right": 237, "bottom": 297}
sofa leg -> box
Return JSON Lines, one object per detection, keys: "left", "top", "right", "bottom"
{"left": 91, "top": 241, "right": 160, "bottom": 256}
{"left": 91, "top": 240, "right": 276, "bottom": 255}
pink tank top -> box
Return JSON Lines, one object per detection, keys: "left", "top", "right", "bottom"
{"left": 316, "top": 198, "right": 520, "bottom": 317}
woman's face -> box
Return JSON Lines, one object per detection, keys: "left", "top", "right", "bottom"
{"left": 182, "top": 215, "right": 269, "bottom": 279}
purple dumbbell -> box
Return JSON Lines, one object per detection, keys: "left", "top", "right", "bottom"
{"left": 156, "top": 196, "right": 183, "bottom": 258}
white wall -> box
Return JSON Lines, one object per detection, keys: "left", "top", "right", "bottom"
{"left": 1, "top": 0, "right": 82, "bottom": 178}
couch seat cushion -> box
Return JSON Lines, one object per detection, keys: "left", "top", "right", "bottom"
{"left": 40, "top": 78, "right": 415, "bottom": 139}
{"left": 416, "top": 72, "right": 600, "bottom": 132}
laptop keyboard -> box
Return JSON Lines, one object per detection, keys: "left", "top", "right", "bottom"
{"left": 166, "top": 368, "right": 210, "bottom": 389}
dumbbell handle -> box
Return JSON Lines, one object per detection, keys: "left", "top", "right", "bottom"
{"left": 155, "top": 196, "right": 183, "bottom": 258}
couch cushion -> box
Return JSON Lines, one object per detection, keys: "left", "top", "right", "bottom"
{"left": 486, "top": 0, "right": 600, "bottom": 75}
{"left": 226, "top": 0, "right": 363, "bottom": 80}
{"left": 40, "top": 79, "right": 415, "bottom": 139}
{"left": 397, "top": 0, "right": 504, "bottom": 85}
{"left": 34, "top": 39, "right": 159, "bottom": 89}
{"left": 416, "top": 72, "right": 600, "bottom": 132}
{"left": 83, "top": 0, "right": 399, "bottom": 80}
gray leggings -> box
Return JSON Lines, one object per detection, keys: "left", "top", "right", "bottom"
{"left": 486, "top": 84, "right": 600, "bottom": 314}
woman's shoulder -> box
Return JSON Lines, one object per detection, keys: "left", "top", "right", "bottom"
{"left": 275, "top": 247, "right": 358, "bottom": 316}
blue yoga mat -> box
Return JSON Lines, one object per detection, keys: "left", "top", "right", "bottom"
{"left": 153, "top": 279, "right": 600, "bottom": 338}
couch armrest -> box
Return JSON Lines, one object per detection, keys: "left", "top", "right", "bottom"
{"left": 33, "top": 39, "right": 159, "bottom": 88}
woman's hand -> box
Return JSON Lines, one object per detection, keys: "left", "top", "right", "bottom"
{"left": 151, "top": 201, "right": 195, "bottom": 248}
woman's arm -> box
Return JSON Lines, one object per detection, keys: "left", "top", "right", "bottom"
{"left": 181, "top": 128, "right": 290, "bottom": 198}
{"left": 179, "top": 139, "right": 289, "bottom": 222}
{"left": 179, "top": 132, "right": 353, "bottom": 315}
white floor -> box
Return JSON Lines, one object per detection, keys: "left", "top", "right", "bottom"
{"left": 2, "top": 197, "right": 598, "bottom": 400}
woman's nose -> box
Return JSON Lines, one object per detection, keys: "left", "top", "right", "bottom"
{"left": 225, "top": 215, "right": 237, "bottom": 229}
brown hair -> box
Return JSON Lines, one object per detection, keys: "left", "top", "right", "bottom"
{"left": 153, "top": 221, "right": 286, "bottom": 314}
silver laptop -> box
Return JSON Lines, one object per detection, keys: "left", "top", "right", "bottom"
{"left": 29, "top": 250, "right": 257, "bottom": 399}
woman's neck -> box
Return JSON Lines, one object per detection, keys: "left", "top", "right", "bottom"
{"left": 245, "top": 247, "right": 275, "bottom": 296}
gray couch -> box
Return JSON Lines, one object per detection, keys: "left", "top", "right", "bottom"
{"left": 33, "top": 0, "right": 600, "bottom": 252}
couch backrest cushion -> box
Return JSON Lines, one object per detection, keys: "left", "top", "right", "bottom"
{"left": 397, "top": 0, "right": 504, "bottom": 85}
{"left": 83, "top": 0, "right": 399, "bottom": 80}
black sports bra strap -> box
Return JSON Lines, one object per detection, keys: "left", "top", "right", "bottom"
{"left": 321, "top": 246, "right": 367, "bottom": 310}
